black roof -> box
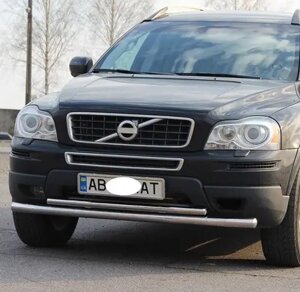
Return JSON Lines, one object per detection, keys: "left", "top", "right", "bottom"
{"left": 154, "top": 11, "right": 297, "bottom": 25}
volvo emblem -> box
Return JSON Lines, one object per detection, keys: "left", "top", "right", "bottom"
{"left": 117, "top": 120, "right": 138, "bottom": 141}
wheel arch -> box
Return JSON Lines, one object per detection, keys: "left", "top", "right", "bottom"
{"left": 287, "top": 147, "right": 300, "bottom": 197}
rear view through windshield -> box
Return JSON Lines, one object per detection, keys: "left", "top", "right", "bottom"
{"left": 96, "top": 21, "right": 300, "bottom": 81}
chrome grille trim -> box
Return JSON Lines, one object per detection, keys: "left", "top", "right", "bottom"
{"left": 65, "top": 152, "right": 184, "bottom": 171}
{"left": 12, "top": 203, "right": 258, "bottom": 229}
{"left": 96, "top": 118, "right": 163, "bottom": 143}
{"left": 47, "top": 199, "right": 208, "bottom": 216}
{"left": 67, "top": 112, "right": 195, "bottom": 148}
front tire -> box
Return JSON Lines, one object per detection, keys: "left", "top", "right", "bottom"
{"left": 13, "top": 212, "right": 78, "bottom": 247}
{"left": 261, "top": 172, "right": 300, "bottom": 267}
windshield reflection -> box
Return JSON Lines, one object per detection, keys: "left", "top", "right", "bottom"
{"left": 97, "top": 22, "right": 300, "bottom": 81}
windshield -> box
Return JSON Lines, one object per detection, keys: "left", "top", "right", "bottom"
{"left": 95, "top": 21, "right": 300, "bottom": 81}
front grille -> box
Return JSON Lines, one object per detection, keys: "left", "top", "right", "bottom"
{"left": 67, "top": 113, "right": 194, "bottom": 148}
{"left": 65, "top": 152, "right": 184, "bottom": 171}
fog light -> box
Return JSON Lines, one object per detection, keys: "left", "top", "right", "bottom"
{"left": 32, "top": 186, "right": 45, "bottom": 196}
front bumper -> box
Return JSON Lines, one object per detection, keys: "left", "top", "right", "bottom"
{"left": 9, "top": 139, "right": 296, "bottom": 228}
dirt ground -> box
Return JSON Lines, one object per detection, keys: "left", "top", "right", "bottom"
{"left": 0, "top": 153, "right": 10, "bottom": 205}
{"left": 0, "top": 153, "right": 9, "bottom": 179}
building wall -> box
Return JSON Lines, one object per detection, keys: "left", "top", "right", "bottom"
{"left": 0, "top": 109, "right": 19, "bottom": 134}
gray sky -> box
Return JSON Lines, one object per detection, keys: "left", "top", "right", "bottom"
{"left": 0, "top": 0, "right": 299, "bottom": 109}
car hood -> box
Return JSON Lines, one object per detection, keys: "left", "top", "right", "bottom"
{"left": 42, "top": 74, "right": 299, "bottom": 119}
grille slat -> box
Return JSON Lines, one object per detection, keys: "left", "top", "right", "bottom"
{"left": 68, "top": 113, "right": 194, "bottom": 148}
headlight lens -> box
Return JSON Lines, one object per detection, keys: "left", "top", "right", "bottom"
{"left": 15, "top": 106, "right": 58, "bottom": 142}
{"left": 205, "top": 117, "right": 280, "bottom": 150}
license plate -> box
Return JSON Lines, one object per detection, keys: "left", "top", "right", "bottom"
{"left": 78, "top": 174, "right": 165, "bottom": 200}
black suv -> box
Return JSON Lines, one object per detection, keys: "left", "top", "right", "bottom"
{"left": 10, "top": 9, "right": 300, "bottom": 267}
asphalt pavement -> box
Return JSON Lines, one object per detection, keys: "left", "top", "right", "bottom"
{"left": 1, "top": 152, "right": 300, "bottom": 291}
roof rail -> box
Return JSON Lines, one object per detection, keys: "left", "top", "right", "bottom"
{"left": 144, "top": 7, "right": 168, "bottom": 21}
{"left": 292, "top": 9, "right": 300, "bottom": 25}
{"left": 144, "top": 6, "right": 204, "bottom": 22}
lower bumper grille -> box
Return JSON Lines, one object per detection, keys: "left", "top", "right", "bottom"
{"left": 65, "top": 152, "right": 184, "bottom": 171}
{"left": 230, "top": 162, "right": 277, "bottom": 170}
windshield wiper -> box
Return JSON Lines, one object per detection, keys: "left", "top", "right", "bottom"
{"left": 92, "top": 69, "right": 260, "bottom": 79}
{"left": 174, "top": 72, "right": 262, "bottom": 80}
{"left": 92, "top": 69, "right": 173, "bottom": 75}
{"left": 92, "top": 68, "right": 138, "bottom": 74}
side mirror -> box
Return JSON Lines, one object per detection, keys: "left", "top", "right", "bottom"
{"left": 69, "top": 57, "right": 93, "bottom": 77}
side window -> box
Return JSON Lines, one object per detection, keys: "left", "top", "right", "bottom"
{"left": 101, "top": 33, "right": 149, "bottom": 70}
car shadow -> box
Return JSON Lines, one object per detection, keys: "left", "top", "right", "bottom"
{"left": 4, "top": 217, "right": 295, "bottom": 287}
{"left": 65, "top": 219, "right": 265, "bottom": 269}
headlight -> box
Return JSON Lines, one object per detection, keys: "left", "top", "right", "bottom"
{"left": 15, "top": 106, "right": 58, "bottom": 142}
{"left": 204, "top": 117, "right": 280, "bottom": 150}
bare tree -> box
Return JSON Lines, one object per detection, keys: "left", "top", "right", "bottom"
{"left": 0, "top": 8, "right": 8, "bottom": 70}
{"left": 205, "top": 0, "right": 268, "bottom": 11}
{"left": 7, "top": 0, "right": 80, "bottom": 95}
{"left": 88, "top": 0, "right": 153, "bottom": 46}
